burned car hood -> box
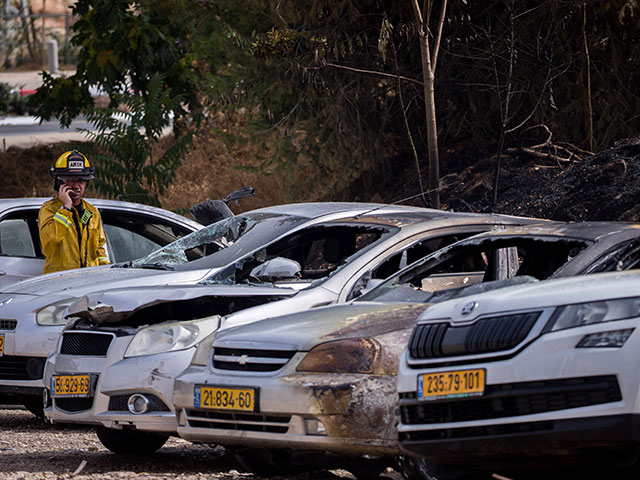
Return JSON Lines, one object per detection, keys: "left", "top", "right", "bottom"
{"left": 216, "top": 301, "right": 430, "bottom": 352}
{"left": 2, "top": 266, "right": 210, "bottom": 296}
{"left": 67, "top": 284, "right": 298, "bottom": 325}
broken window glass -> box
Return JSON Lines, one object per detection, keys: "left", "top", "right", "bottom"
{"left": 128, "top": 213, "right": 307, "bottom": 269}
{"left": 358, "top": 235, "right": 591, "bottom": 303}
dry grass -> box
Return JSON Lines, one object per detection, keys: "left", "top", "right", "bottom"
{"left": 0, "top": 110, "right": 355, "bottom": 217}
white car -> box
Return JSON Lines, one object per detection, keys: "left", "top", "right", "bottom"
{"left": 397, "top": 270, "right": 640, "bottom": 479}
{"left": 1, "top": 202, "right": 410, "bottom": 414}
{"left": 42, "top": 209, "right": 542, "bottom": 455}
{"left": 171, "top": 221, "right": 640, "bottom": 478}
{"left": 0, "top": 197, "right": 202, "bottom": 288}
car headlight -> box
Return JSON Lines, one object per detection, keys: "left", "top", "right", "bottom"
{"left": 36, "top": 299, "right": 76, "bottom": 326}
{"left": 190, "top": 331, "right": 217, "bottom": 366}
{"left": 546, "top": 297, "right": 640, "bottom": 332}
{"left": 124, "top": 315, "right": 220, "bottom": 358}
{"left": 296, "top": 338, "right": 380, "bottom": 374}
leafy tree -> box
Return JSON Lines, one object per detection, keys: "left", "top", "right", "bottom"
{"left": 31, "top": 0, "right": 202, "bottom": 128}
{"left": 76, "top": 73, "right": 192, "bottom": 206}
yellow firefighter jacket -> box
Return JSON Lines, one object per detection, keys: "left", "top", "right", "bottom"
{"left": 38, "top": 198, "right": 110, "bottom": 274}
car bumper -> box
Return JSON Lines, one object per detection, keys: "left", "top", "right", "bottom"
{"left": 45, "top": 342, "right": 196, "bottom": 434}
{"left": 174, "top": 365, "right": 400, "bottom": 457}
{"left": 0, "top": 323, "right": 61, "bottom": 393}
{"left": 397, "top": 317, "right": 640, "bottom": 467}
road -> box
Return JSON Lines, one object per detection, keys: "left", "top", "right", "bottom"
{"left": 0, "top": 116, "right": 94, "bottom": 148}
{"left": 0, "top": 408, "right": 401, "bottom": 480}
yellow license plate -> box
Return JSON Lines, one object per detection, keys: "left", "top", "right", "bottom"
{"left": 0, "top": 334, "right": 4, "bottom": 356}
{"left": 418, "top": 368, "right": 485, "bottom": 400}
{"left": 195, "top": 385, "right": 256, "bottom": 411}
{"left": 51, "top": 374, "right": 92, "bottom": 398}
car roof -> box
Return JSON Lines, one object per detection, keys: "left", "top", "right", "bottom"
{"left": 467, "top": 221, "right": 640, "bottom": 243}
{"left": 240, "top": 202, "right": 546, "bottom": 226}
{"left": 0, "top": 197, "right": 202, "bottom": 230}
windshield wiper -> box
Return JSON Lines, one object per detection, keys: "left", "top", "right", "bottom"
{"left": 111, "top": 261, "right": 133, "bottom": 268}
{"left": 138, "top": 263, "right": 175, "bottom": 271}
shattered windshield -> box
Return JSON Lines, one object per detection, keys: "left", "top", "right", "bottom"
{"left": 128, "top": 213, "right": 307, "bottom": 270}
{"left": 358, "top": 235, "right": 591, "bottom": 303}
{"left": 201, "top": 224, "right": 394, "bottom": 286}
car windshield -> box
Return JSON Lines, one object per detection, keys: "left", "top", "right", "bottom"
{"left": 201, "top": 223, "right": 395, "bottom": 286}
{"left": 128, "top": 212, "right": 307, "bottom": 270}
{"left": 358, "top": 235, "right": 591, "bottom": 303}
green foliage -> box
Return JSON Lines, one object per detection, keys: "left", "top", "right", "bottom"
{"left": 77, "top": 74, "right": 193, "bottom": 207}
{"left": 0, "top": 82, "right": 37, "bottom": 115}
{"left": 32, "top": 0, "right": 202, "bottom": 128}
{"left": 0, "top": 83, "right": 11, "bottom": 114}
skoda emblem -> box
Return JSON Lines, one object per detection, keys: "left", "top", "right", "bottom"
{"left": 0, "top": 297, "right": 13, "bottom": 309}
{"left": 461, "top": 301, "right": 478, "bottom": 316}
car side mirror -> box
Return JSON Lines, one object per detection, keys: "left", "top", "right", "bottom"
{"left": 250, "top": 257, "right": 301, "bottom": 282}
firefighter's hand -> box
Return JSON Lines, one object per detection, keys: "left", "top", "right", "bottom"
{"left": 59, "top": 185, "right": 73, "bottom": 209}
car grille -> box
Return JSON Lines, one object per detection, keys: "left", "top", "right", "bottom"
{"left": 212, "top": 346, "right": 296, "bottom": 372}
{"left": 185, "top": 409, "right": 291, "bottom": 433}
{"left": 60, "top": 332, "right": 114, "bottom": 356}
{"left": 399, "top": 375, "right": 621, "bottom": 426}
{"left": 400, "top": 420, "right": 554, "bottom": 442}
{"left": 109, "top": 394, "right": 171, "bottom": 412}
{"left": 408, "top": 311, "right": 541, "bottom": 359}
{"left": 0, "top": 355, "right": 46, "bottom": 380}
{"left": 0, "top": 319, "right": 17, "bottom": 330}
{"left": 54, "top": 397, "right": 94, "bottom": 412}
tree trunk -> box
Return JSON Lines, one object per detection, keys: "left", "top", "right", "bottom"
{"left": 418, "top": 31, "right": 440, "bottom": 209}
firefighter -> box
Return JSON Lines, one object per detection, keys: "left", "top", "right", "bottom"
{"left": 38, "top": 150, "right": 110, "bottom": 273}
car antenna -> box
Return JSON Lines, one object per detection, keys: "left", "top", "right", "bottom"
{"left": 354, "top": 180, "right": 461, "bottom": 219}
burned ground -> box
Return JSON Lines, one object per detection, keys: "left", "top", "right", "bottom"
{"left": 1, "top": 133, "right": 639, "bottom": 223}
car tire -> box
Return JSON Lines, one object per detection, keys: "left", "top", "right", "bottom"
{"left": 230, "top": 448, "right": 302, "bottom": 477}
{"left": 396, "top": 455, "right": 451, "bottom": 480}
{"left": 95, "top": 425, "right": 169, "bottom": 455}
{"left": 21, "top": 395, "right": 44, "bottom": 419}
{"left": 345, "top": 459, "right": 389, "bottom": 480}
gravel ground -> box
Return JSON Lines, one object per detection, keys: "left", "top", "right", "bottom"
{"left": 0, "top": 408, "right": 403, "bottom": 480}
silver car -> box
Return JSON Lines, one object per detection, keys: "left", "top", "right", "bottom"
{"left": 0, "top": 197, "right": 202, "bottom": 288}
{"left": 397, "top": 270, "right": 640, "bottom": 479}
{"left": 172, "top": 221, "right": 640, "bottom": 479}
{"left": 1, "top": 202, "right": 401, "bottom": 414}
{"left": 43, "top": 209, "right": 541, "bottom": 455}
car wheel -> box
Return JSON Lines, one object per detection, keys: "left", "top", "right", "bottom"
{"left": 230, "top": 448, "right": 299, "bottom": 477}
{"left": 21, "top": 395, "right": 44, "bottom": 419}
{"left": 396, "top": 455, "right": 474, "bottom": 480}
{"left": 95, "top": 425, "right": 169, "bottom": 455}
{"left": 346, "top": 459, "right": 390, "bottom": 480}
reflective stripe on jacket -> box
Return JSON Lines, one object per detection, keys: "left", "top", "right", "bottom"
{"left": 38, "top": 198, "right": 110, "bottom": 274}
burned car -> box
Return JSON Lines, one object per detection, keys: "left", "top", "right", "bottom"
{"left": 42, "top": 209, "right": 543, "bottom": 453}
{"left": 171, "top": 221, "right": 640, "bottom": 479}
{"left": 396, "top": 270, "right": 640, "bottom": 479}
{"left": 1, "top": 202, "right": 425, "bottom": 414}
